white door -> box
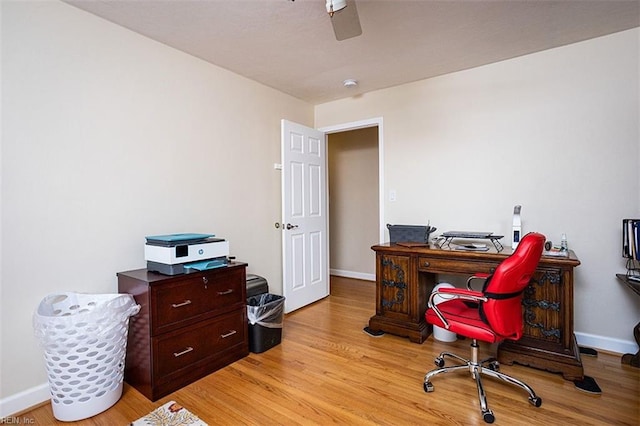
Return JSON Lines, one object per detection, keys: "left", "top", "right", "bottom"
{"left": 281, "top": 119, "right": 329, "bottom": 313}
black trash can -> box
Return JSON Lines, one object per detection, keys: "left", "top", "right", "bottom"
{"left": 247, "top": 293, "right": 285, "bottom": 353}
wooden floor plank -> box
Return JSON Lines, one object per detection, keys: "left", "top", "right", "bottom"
{"left": 18, "top": 276, "right": 639, "bottom": 425}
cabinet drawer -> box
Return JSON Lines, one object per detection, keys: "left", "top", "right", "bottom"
{"left": 418, "top": 256, "right": 497, "bottom": 275}
{"left": 152, "top": 268, "right": 244, "bottom": 332}
{"left": 154, "top": 309, "right": 246, "bottom": 378}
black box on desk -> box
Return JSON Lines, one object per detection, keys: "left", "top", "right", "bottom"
{"left": 387, "top": 224, "right": 435, "bottom": 244}
{"left": 247, "top": 294, "right": 285, "bottom": 353}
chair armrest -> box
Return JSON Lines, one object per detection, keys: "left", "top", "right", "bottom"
{"left": 467, "top": 273, "right": 491, "bottom": 290}
{"left": 428, "top": 287, "right": 487, "bottom": 329}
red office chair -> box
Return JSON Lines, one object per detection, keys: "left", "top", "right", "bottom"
{"left": 424, "top": 232, "right": 546, "bottom": 424}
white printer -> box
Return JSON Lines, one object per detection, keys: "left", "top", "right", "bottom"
{"left": 144, "top": 233, "right": 230, "bottom": 275}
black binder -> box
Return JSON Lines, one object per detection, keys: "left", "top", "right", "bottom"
{"left": 622, "top": 219, "right": 640, "bottom": 260}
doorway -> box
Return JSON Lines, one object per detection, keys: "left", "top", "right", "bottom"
{"left": 321, "top": 118, "right": 383, "bottom": 282}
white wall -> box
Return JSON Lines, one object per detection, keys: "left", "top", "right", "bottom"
{"left": 2, "top": 0, "right": 639, "bottom": 417}
{"left": 1, "top": 0, "right": 313, "bottom": 412}
{"left": 316, "top": 29, "right": 640, "bottom": 351}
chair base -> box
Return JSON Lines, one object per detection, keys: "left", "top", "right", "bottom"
{"left": 423, "top": 339, "right": 542, "bottom": 424}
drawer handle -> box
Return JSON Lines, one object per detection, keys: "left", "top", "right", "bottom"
{"left": 171, "top": 300, "right": 192, "bottom": 308}
{"left": 173, "top": 346, "right": 194, "bottom": 357}
{"left": 423, "top": 261, "right": 430, "bottom": 267}
{"left": 217, "top": 289, "right": 233, "bottom": 296}
{"left": 221, "top": 330, "right": 237, "bottom": 338}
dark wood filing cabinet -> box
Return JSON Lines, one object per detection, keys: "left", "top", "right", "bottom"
{"left": 117, "top": 262, "right": 249, "bottom": 401}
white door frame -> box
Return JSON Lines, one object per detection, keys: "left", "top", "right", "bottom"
{"left": 319, "top": 117, "right": 385, "bottom": 245}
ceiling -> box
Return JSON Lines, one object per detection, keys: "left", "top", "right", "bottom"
{"left": 64, "top": 0, "right": 639, "bottom": 105}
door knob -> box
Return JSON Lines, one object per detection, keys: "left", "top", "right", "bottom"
{"left": 286, "top": 223, "right": 299, "bottom": 230}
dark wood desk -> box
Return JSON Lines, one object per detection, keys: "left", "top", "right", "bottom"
{"left": 369, "top": 243, "right": 583, "bottom": 380}
{"left": 615, "top": 274, "right": 640, "bottom": 367}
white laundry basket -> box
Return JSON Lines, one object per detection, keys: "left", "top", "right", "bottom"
{"left": 33, "top": 292, "right": 140, "bottom": 421}
{"left": 431, "top": 283, "right": 458, "bottom": 342}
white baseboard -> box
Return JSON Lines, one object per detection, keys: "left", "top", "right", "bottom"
{"left": 330, "top": 269, "right": 375, "bottom": 282}
{"left": 0, "top": 383, "right": 50, "bottom": 418}
{"left": 575, "top": 332, "right": 638, "bottom": 355}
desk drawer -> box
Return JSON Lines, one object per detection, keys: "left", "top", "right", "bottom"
{"left": 154, "top": 309, "right": 246, "bottom": 378}
{"left": 418, "top": 256, "right": 498, "bottom": 275}
{"left": 152, "top": 268, "right": 244, "bottom": 333}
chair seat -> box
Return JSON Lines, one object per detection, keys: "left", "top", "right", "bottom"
{"left": 425, "top": 299, "right": 501, "bottom": 343}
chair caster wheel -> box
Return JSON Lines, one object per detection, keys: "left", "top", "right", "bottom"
{"left": 488, "top": 360, "right": 500, "bottom": 371}
{"left": 529, "top": 396, "right": 542, "bottom": 407}
{"left": 423, "top": 381, "right": 434, "bottom": 392}
{"left": 482, "top": 410, "right": 495, "bottom": 423}
{"left": 434, "top": 357, "right": 445, "bottom": 368}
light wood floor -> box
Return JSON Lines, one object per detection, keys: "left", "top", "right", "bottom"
{"left": 20, "top": 276, "right": 639, "bottom": 425}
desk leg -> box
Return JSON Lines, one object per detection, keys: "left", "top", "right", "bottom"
{"left": 368, "top": 314, "right": 430, "bottom": 343}
{"left": 368, "top": 253, "right": 433, "bottom": 344}
{"left": 621, "top": 320, "right": 640, "bottom": 368}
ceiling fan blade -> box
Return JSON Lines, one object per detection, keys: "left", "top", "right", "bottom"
{"left": 331, "top": 0, "right": 362, "bottom": 41}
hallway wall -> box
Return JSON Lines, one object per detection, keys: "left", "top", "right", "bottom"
{"left": 328, "top": 127, "right": 379, "bottom": 279}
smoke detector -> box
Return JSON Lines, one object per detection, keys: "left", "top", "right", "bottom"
{"left": 343, "top": 79, "right": 358, "bottom": 88}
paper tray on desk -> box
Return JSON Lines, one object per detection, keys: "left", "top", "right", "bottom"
{"left": 183, "top": 258, "right": 227, "bottom": 271}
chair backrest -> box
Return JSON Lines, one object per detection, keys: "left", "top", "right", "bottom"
{"left": 480, "top": 232, "right": 546, "bottom": 340}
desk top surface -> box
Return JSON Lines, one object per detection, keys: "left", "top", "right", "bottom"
{"left": 372, "top": 242, "right": 581, "bottom": 267}
{"left": 616, "top": 274, "right": 640, "bottom": 297}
